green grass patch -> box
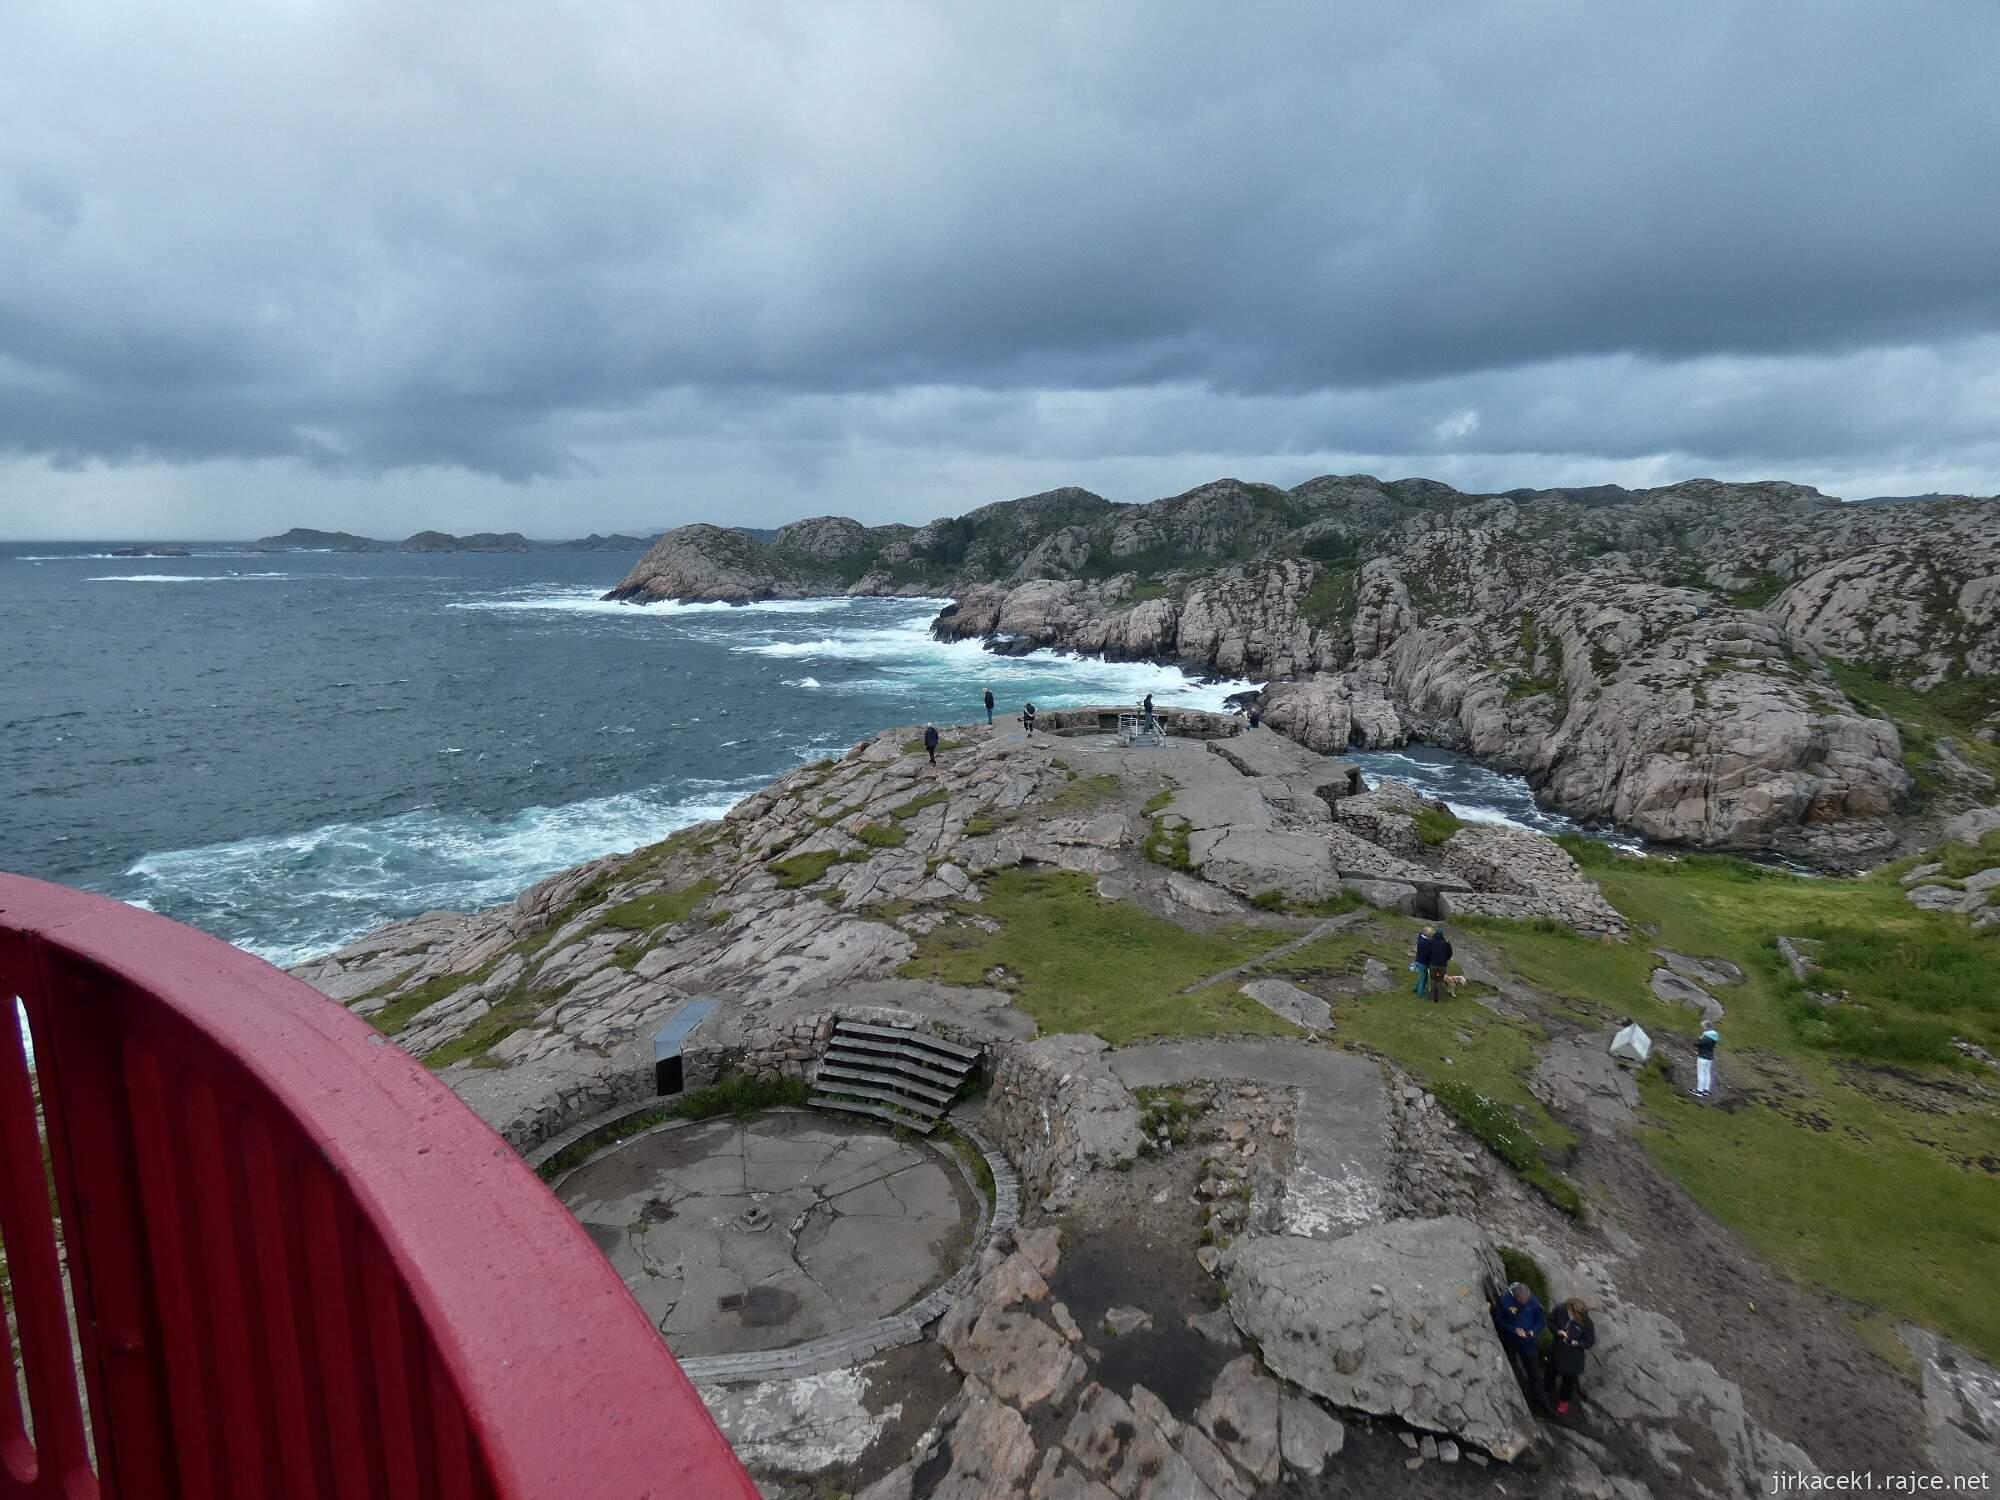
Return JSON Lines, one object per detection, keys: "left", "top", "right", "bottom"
{"left": 898, "top": 869, "right": 1300, "bottom": 1044}
{"left": 371, "top": 969, "right": 479, "bottom": 1036}
{"left": 1638, "top": 1067, "right": 2000, "bottom": 1364}
{"left": 422, "top": 983, "right": 569, "bottom": 1069}
{"left": 1145, "top": 816, "right": 1192, "bottom": 871}
{"left": 600, "top": 878, "right": 719, "bottom": 932}
{"left": 1135, "top": 1085, "right": 1201, "bottom": 1149}
{"left": 1412, "top": 806, "right": 1464, "bottom": 846}
{"left": 769, "top": 849, "right": 843, "bottom": 888}
{"left": 1461, "top": 838, "right": 2000, "bottom": 1358}
{"left": 677, "top": 1073, "right": 812, "bottom": 1120}
{"left": 1331, "top": 978, "right": 1584, "bottom": 1216}
{"left": 855, "top": 822, "right": 909, "bottom": 849}
{"left": 1726, "top": 571, "right": 1791, "bottom": 610}
{"left": 1300, "top": 560, "right": 1360, "bottom": 630}
{"left": 1497, "top": 1245, "right": 1550, "bottom": 1306}
{"left": 891, "top": 789, "right": 951, "bottom": 821}
{"left": 939, "top": 1124, "right": 998, "bottom": 1202}
{"left": 1046, "top": 773, "right": 1121, "bottom": 813}
{"left": 1141, "top": 790, "right": 1174, "bottom": 816}
{"left": 1824, "top": 659, "right": 2000, "bottom": 791}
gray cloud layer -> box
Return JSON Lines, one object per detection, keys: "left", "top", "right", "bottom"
{"left": 3, "top": 2, "right": 1998, "bottom": 536}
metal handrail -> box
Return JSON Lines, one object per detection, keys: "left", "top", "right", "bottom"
{"left": 0, "top": 874, "right": 757, "bottom": 1499}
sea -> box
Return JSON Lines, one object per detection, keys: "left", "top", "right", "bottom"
{"left": 2, "top": 543, "right": 1604, "bottom": 968}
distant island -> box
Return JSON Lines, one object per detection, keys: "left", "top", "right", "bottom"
{"left": 252, "top": 526, "right": 663, "bottom": 553}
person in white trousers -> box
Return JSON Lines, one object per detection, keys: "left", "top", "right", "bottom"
{"left": 1695, "top": 1028, "right": 1720, "bottom": 1097}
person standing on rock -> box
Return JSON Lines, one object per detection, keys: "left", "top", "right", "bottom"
{"left": 1413, "top": 926, "right": 1435, "bottom": 996}
{"left": 923, "top": 723, "right": 941, "bottom": 765}
{"left": 1426, "top": 924, "right": 1453, "bottom": 1002}
{"left": 1492, "top": 1282, "right": 1548, "bottom": 1406}
{"left": 1695, "top": 1027, "right": 1720, "bottom": 1097}
{"left": 1022, "top": 702, "right": 1037, "bottom": 736}
{"left": 1142, "top": 692, "right": 1155, "bottom": 732}
{"left": 984, "top": 688, "right": 995, "bottom": 725}
{"left": 1543, "top": 1297, "right": 1596, "bottom": 1415}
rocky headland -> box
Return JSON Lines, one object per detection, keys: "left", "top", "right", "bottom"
{"left": 294, "top": 707, "right": 2000, "bottom": 1498}
{"left": 605, "top": 476, "right": 2000, "bottom": 864}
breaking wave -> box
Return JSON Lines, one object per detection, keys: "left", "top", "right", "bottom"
{"left": 123, "top": 781, "right": 767, "bottom": 967}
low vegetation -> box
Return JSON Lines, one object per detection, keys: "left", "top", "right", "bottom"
{"left": 898, "top": 869, "right": 1301, "bottom": 1044}
{"left": 600, "top": 878, "right": 719, "bottom": 932}
{"left": 1463, "top": 837, "right": 2000, "bottom": 1360}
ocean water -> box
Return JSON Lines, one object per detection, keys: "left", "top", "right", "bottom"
{"left": 2, "top": 544, "right": 1600, "bottom": 967}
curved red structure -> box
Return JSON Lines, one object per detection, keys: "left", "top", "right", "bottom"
{"left": 0, "top": 874, "right": 758, "bottom": 1500}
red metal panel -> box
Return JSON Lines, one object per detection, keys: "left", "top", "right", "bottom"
{"left": 0, "top": 874, "right": 759, "bottom": 1500}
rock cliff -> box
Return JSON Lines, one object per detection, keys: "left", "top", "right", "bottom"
{"left": 604, "top": 475, "right": 1999, "bottom": 856}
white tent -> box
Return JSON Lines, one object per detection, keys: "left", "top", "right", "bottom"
{"left": 1610, "top": 1022, "right": 1652, "bottom": 1066}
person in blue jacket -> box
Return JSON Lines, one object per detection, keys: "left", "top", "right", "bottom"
{"left": 1412, "top": 926, "right": 1435, "bottom": 996}
{"left": 1492, "top": 1281, "right": 1549, "bottom": 1407}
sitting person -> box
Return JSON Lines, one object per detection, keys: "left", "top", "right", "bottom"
{"left": 1544, "top": 1297, "right": 1596, "bottom": 1415}
{"left": 1491, "top": 1281, "right": 1548, "bottom": 1407}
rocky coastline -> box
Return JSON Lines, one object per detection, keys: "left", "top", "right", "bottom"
{"left": 602, "top": 475, "right": 1999, "bottom": 865}
{"left": 294, "top": 710, "right": 2000, "bottom": 1497}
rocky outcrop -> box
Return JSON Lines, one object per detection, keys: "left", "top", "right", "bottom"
{"left": 599, "top": 473, "right": 1994, "bottom": 855}
{"left": 1223, "top": 1217, "right": 1537, "bottom": 1460}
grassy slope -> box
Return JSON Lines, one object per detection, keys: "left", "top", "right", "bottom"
{"left": 1468, "top": 841, "right": 2000, "bottom": 1362}
{"left": 898, "top": 869, "right": 1301, "bottom": 1045}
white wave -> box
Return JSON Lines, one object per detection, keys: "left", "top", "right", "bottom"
{"left": 734, "top": 612, "right": 1256, "bottom": 710}
{"left": 786, "top": 676, "right": 823, "bottom": 688}
{"left": 87, "top": 572, "right": 297, "bottom": 583}
{"left": 448, "top": 586, "right": 871, "bottom": 617}
{"left": 17, "top": 551, "right": 251, "bottom": 562}
{"left": 124, "top": 780, "right": 766, "bottom": 968}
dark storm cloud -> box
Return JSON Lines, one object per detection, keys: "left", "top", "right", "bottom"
{"left": 1, "top": 1, "right": 1997, "bottom": 517}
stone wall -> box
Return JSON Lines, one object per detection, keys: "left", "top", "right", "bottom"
{"left": 983, "top": 1034, "right": 1145, "bottom": 1208}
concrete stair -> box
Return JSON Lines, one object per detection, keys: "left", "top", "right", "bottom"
{"left": 809, "top": 1019, "right": 980, "bottom": 1134}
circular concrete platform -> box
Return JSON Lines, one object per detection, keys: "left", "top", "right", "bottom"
{"left": 555, "top": 1111, "right": 978, "bottom": 1358}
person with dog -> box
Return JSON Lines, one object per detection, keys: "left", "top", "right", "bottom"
{"left": 1412, "top": 926, "right": 1435, "bottom": 996}
{"left": 1426, "top": 923, "right": 1453, "bottom": 1002}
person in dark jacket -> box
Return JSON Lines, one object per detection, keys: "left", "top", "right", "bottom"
{"left": 984, "top": 688, "right": 995, "bottom": 725}
{"left": 1426, "top": 925, "right": 1453, "bottom": 1002}
{"left": 1695, "top": 1027, "right": 1720, "bottom": 1097}
{"left": 923, "top": 723, "right": 940, "bottom": 765}
{"left": 1021, "top": 703, "right": 1037, "bottom": 736}
{"left": 1142, "top": 692, "right": 1156, "bottom": 732}
{"left": 1543, "top": 1297, "right": 1596, "bottom": 1414}
{"left": 1492, "top": 1282, "right": 1548, "bottom": 1405}
{"left": 1413, "top": 926, "right": 1435, "bottom": 996}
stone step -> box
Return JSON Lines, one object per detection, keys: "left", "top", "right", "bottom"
{"left": 811, "top": 1078, "right": 945, "bottom": 1118}
{"left": 808, "top": 1093, "right": 941, "bottom": 1134}
{"left": 815, "top": 1062, "right": 957, "bottom": 1107}
{"left": 821, "top": 1042, "right": 968, "bottom": 1093}
{"left": 833, "top": 1021, "right": 980, "bottom": 1065}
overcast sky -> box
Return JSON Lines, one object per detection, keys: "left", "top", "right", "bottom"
{"left": 3, "top": 2, "right": 1997, "bottom": 539}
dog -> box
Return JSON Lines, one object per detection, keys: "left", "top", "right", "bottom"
{"left": 1441, "top": 973, "right": 1469, "bottom": 992}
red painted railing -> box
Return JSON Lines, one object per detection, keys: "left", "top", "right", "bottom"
{"left": 0, "top": 874, "right": 758, "bottom": 1500}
